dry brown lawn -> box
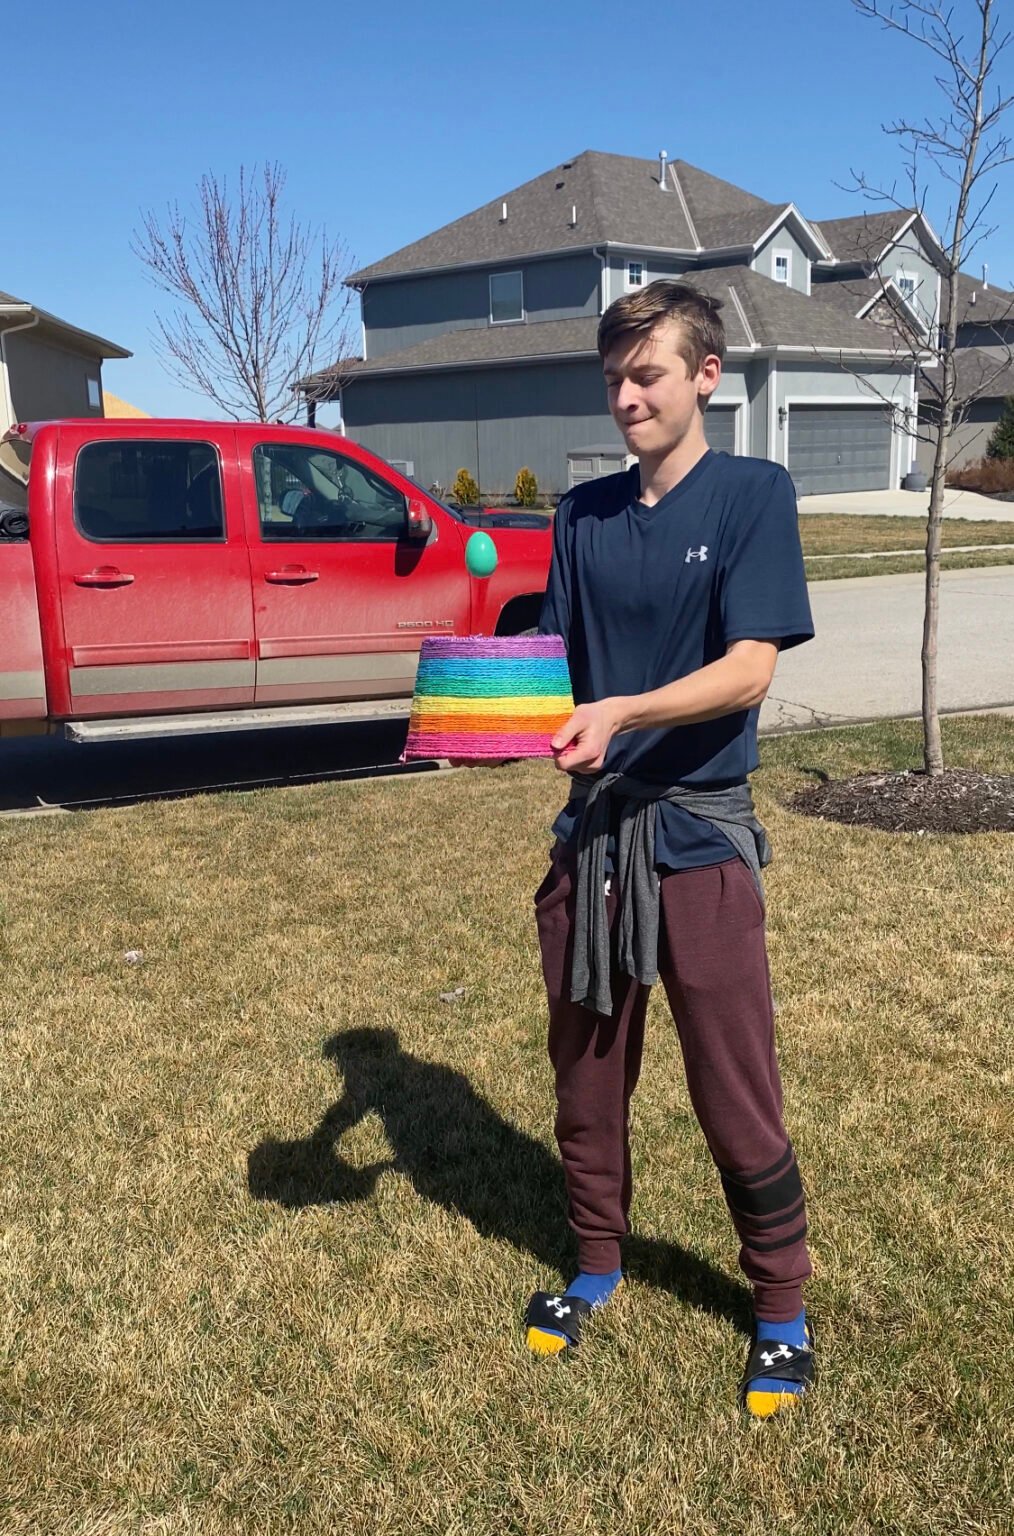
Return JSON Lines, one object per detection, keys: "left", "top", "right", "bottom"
{"left": 798, "top": 514, "right": 1014, "bottom": 580}
{"left": 797, "top": 514, "right": 1014, "bottom": 555}
{"left": 1, "top": 717, "right": 1012, "bottom": 1534}
{"left": 807, "top": 548, "right": 1014, "bottom": 580}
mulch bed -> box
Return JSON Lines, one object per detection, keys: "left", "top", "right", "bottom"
{"left": 790, "top": 768, "right": 1014, "bottom": 833}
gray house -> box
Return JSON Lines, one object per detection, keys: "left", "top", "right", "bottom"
{"left": 916, "top": 270, "right": 1014, "bottom": 471}
{"left": 0, "top": 288, "right": 130, "bottom": 495}
{"left": 317, "top": 152, "right": 950, "bottom": 498}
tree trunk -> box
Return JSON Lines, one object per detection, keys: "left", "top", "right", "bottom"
{"left": 922, "top": 418, "right": 947, "bottom": 776}
{"left": 923, "top": 354, "right": 956, "bottom": 777}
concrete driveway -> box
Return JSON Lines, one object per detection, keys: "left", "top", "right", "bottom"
{"left": 797, "top": 487, "right": 1006, "bottom": 521}
{"left": 761, "top": 564, "right": 1014, "bottom": 732}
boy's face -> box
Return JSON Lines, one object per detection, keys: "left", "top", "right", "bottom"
{"left": 603, "top": 318, "right": 721, "bottom": 458}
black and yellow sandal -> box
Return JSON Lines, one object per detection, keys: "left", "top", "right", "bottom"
{"left": 524, "top": 1291, "right": 593, "bottom": 1356}
{"left": 740, "top": 1324, "right": 815, "bottom": 1418}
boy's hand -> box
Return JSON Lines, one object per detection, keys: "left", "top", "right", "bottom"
{"left": 551, "top": 700, "right": 625, "bottom": 773}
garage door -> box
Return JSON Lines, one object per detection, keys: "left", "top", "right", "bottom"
{"left": 787, "top": 405, "right": 892, "bottom": 495}
{"left": 705, "top": 406, "right": 737, "bottom": 455}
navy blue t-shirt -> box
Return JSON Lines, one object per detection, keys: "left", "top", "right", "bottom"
{"left": 539, "top": 450, "right": 815, "bottom": 870}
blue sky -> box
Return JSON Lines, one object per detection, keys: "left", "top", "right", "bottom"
{"left": 5, "top": 0, "right": 1012, "bottom": 417}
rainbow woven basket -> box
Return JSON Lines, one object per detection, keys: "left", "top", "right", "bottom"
{"left": 403, "top": 635, "right": 574, "bottom": 761}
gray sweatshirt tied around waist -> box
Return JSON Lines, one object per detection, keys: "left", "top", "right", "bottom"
{"left": 568, "top": 772, "right": 772, "bottom": 1017}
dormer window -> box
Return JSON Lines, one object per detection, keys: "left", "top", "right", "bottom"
{"left": 490, "top": 270, "right": 525, "bottom": 324}
{"left": 774, "top": 251, "right": 791, "bottom": 285}
{"left": 626, "top": 260, "right": 645, "bottom": 290}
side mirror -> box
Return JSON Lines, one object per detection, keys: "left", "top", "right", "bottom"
{"left": 406, "top": 497, "right": 433, "bottom": 541}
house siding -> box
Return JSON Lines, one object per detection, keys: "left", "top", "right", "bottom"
{"left": 883, "top": 228, "right": 940, "bottom": 329}
{"left": 753, "top": 227, "right": 810, "bottom": 294}
{"left": 343, "top": 359, "right": 621, "bottom": 495}
{"left": 916, "top": 397, "right": 999, "bottom": 475}
{"left": 605, "top": 252, "right": 690, "bottom": 307}
{"left": 956, "top": 319, "right": 1014, "bottom": 358}
{"left": 361, "top": 252, "right": 601, "bottom": 360}
{"left": 3, "top": 327, "right": 104, "bottom": 424}
{"left": 343, "top": 357, "right": 761, "bottom": 495}
{"left": 746, "top": 360, "right": 770, "bottom": 457}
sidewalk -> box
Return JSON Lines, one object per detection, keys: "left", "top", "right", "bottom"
{"left": 797, "top": 487, "right": 1006, "bottom": 521}
{"left": 758, "top": 564, "right": 1014, "bottom": 732}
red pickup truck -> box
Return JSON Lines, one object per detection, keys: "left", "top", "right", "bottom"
{"left": 0, "top": 419, "right": 552, "bottom": 744}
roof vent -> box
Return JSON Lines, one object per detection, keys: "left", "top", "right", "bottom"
{"left": 569, "top": 204, "right": 577, "bottom": 227}
{"left": 983, "top": 262, "right": 989, "bottom": 290}
{"left": 658, "top": 149, "right": 669, "bottom": 189}
{"left": 500, "top": 201, "right": 508, "bottom": 223}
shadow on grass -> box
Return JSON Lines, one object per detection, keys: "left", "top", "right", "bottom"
{"left": 248, "top": 1027, "right": 751, "bottom": 1332}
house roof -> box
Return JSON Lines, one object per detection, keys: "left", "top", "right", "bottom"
{"left": 0, "top": 289, "right": 130, "bottom": 359}
{"left": 945, "top": 271, "right": 1014, "bottom": 327}
{"left": 347, "top": 151, "right": 809, "bottom": 283}
{"left": 917, "top": 345, "right": 1014, "bottom": 401}
{"left": 812, "top": 210, "right": 916, "bottom": 264}
{"left": 328, "top": 265, "right": 905, "bottom": 388}
{"left": 102, "top": 390, "right": 149, "bottom": 418}
{"left": 329, "top": 317, "right": 602, "bottom": 378}
{"left": 694, "top": 266, "right": 904, "bottom": 352}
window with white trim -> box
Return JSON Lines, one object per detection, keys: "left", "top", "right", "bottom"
{"left": 626, "top": 260, "right": 644, "bottom": 289}
{"left": 896, "top": 272, "right": 917, "bottom": 303}
{"left": 489, "top": 270, "right": 524, "bottom": 324}
{"left": 87, "top": 376, "right": 101, "bottom": 409}
{"left": 773, "top": 251, "right": 791, "bottom": 285}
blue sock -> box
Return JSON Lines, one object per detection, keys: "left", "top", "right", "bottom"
{"left": 528, "top": 1268, "right": 623, "bottom": 1348}
{"left": 751, "top": 1307, "right": 809, "bottom": 1396}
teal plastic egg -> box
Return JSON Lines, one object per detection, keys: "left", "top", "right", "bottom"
{"left": 465, "top": 530, "right": 499, "bottom": 578}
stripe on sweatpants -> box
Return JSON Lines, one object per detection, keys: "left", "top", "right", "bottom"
{"left": 749, "top": 1222, "right": 809, "bottom": 1254}
{"left": 721, "top": 1153, "right": 803, "bottom": 1221}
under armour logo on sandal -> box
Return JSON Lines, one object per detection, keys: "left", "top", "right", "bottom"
{"left": 685, "top": 545, "right": 709, "bottom": 563}
{"left": 547, "top": 1297, "right": 572, "bottom": 1319}
{"left": 760, "top": 1344, "right": 794, "bottom": 1367}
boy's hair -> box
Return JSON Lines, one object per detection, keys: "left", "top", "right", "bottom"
{"left": 597, "top": 279, "right": 726, "bottom": 374}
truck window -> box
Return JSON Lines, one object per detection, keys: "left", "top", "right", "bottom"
{"left": 253, "top": 443, "right": 407, "bottom": 542}
{"left": 74, "top": 441, "right": 224, "bottom": 542}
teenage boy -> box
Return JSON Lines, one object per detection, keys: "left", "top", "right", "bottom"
{"left": 526, "top": 280, "right": 815, "bottom": 1418}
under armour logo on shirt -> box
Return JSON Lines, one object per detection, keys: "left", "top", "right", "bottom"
{"left": 685, "top": 545, "right": 709, "bottom": 563}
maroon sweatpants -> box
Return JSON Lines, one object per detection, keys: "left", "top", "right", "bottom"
{"left": 535, "top": 844, "right": 811, "bottom": 1322}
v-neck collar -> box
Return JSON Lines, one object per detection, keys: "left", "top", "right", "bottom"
{"left": 630, "top": 450, "right": 716, "bottom": 519}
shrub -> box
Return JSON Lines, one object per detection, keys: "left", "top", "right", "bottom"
{"left": 945, "top": 455, "right": 1014, "bottom": 492}
{"left": 514, "top": 466, "right": 539, "bottom": 507}
{"left": 986, "top": 396, "right": 1014, "bottom": 461}
{"left": 450, "top": 467, "right": 480, "bottom": 507}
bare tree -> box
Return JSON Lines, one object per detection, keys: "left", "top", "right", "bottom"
{"left": 134, "top": 163, "right": 357, "bottom": 424}
{"left": 839, "top": 0, "right": 1014, "bottom": 775}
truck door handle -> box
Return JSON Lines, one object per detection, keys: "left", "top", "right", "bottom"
{"left": 265, "top": 568, "right": 319, "bottom": 584}
{"left": 73, "top": 567, "right": 135, "bottom": 587}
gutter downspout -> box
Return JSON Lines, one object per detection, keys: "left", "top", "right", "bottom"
{"left": 0, "top": 310, "right": 40, "bottom": 434}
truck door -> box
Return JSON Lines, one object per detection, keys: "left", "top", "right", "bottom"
{"left": 52, "top": 426, "right": 255, "bottom": 717}
{"left": 241, "top": 436, "right": 469, "bottom": 704}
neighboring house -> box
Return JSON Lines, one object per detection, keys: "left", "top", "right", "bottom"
{"left": 307, "top": 151, "right": 954, "bottom": 497}
{"left": 916, "top": 271, "right": 1014, "bottom": 472}
{"left": 0, "top": 288, "right": 130, "bottom": 496}
{"left": 103, "top": 389, "right": 150, "bottom": 418}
